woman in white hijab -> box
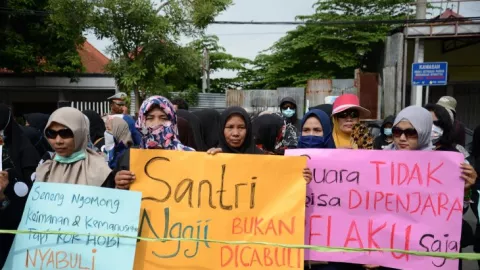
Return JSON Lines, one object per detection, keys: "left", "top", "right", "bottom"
{"left": 36, "top": 107, "right": 111, "bottom": 186}
{"left": 364, "top": 106, "right": 477, "bottom": 270}
{"left": 385, "top": 106, "right": 433, "bottom": 151}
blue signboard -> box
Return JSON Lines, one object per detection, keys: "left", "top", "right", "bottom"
{"left": 412, "top": 62, "right": 448, "bottom": 86}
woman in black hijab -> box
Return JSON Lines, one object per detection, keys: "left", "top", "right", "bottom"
{"left": 24, "top": 113, "right": 50, "bottom": 131}
{"left": 207, "top": 107, "right": 313, "bottom": 186}
{"left": 82, "top": 110, "right": 106, "bottom": 150}
{"left": 24, "top": 112, "right": 52, "bottom": 154}
{"left": 193, "top": 109, "right": 221, "bottom": 150}
{"left": 177, "top": 109, "right": 206, "bottom": 151}
{"left": 20, "top": 126, "right": 50, "bottom": 157}
{"left": 252, "top": 114, "right": 285, "bottom": 155}
{"left": 177, "top": 116, "right": 197, "bottom": 149}
{"left": 207, "top": 107, "right": 263, "bottom": 154}
{"left": 0, "top": 104, "right": 40, "bottom": 268}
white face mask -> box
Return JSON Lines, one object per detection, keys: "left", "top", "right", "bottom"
{"left": 431, "top": 124, "right": 443, "bottom": 144}
{"left": 104, "top": 131, "right": 115, "bottom": 151}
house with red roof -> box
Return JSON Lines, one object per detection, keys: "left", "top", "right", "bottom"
{"left": 0, "top": 41, "right": 117, "bottom": 116}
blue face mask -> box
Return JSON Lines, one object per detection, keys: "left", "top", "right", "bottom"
{"left": 54, "top": 150, "right": 86, "bottom": 164}
{"left": 384, "top": 128, "right": 392, "bottom": 136}
{"left": 282, "top": 108, "right": 295, "bottom": 118}
{"left": 298, "top": 135, "right": 327, "bottom": 149}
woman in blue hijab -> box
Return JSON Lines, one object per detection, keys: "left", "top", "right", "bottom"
{"left": 298, "top": 109, "right": 335, "bottom": 149}
{"left": 300, "top": 110, "right": 366, "bottom": 270}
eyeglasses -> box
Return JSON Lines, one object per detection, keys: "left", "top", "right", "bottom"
{"left": 45, "top": 129, "right": 74, "bottom": 139}
{"left": 392, "top": 127, "right": 418, "bottom": 139}
{"left": 336, "top": 110, "right": 359, "bottom": 119}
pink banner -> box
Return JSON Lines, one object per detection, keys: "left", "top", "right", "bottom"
{"left": 287, "top": 149, "right": 465, "bottom": 270}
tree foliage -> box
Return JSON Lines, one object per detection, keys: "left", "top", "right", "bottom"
{"left": 239, "top": 0, "right": 414, "bottom": 89}
{"left": 0, "top": 0, "right": 91, "bottom": 74}
{"left": 90, "top": 0, "right": 232, "bottom": 109}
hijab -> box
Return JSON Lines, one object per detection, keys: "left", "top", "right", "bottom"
{"left": 252, "top": 114, "right": 285, "bottom": 154}
{"left": 0, "top": 104, "right": 40, "bottom": 173}
{"left": 177, "top": 109, "right": 206, "bottom": 151}
{"left": 24, "top": 113, "right": 50, "bottom": 131}
{"left": 35, "top": 107, "right": 112, "bottom": 186}
{"left": 24, "top": 112, "right": 53, "bottom": 152}
{"left": 177, "top": 116, "right": 197, "bottom": 149}
{"left": 386, "top": 106, "right": 433, "bottom": 151}
{"left": 298, "top": 109, "right": 336, "bottom": 149}
{"left": 219, "top": 106, "right": 263, "bottom": 154}
{"left": 109, "top": 117, "right": 133, "bottom": 146}
{"left": 193, "top": 109, "right": 221, "bottom": 149}
{"left": 82, "top": 110, "right": 106, "bottom": 144}
{"left": 20, "top": 126, "right": 49, "bottom": 157}
{"left": 332, "top": 117, "right": 352, "bottom": 148}
{"left": 136, "top": 96, "right": 194, "bottom": 151}
{"left": 109, "top": 114, "right": 142, "bottom": 146}
{"left": 83, "top": 115, "right": 98, "bottom": 151}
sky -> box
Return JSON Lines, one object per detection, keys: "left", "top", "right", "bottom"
{"left": 85, "top": 0, "right": 480, "bottom": 78}
{"left": 85, "top": 0, "right": 317, "bottom": 78}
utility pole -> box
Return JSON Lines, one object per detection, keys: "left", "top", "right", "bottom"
{"left": 411, "top": 0, "right": 427, "bottom": 106}
{"left": 202, "top": 48, "right": 209, "bottom": 93}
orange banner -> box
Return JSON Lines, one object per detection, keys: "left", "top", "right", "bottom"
{"left": 130, "top": 149, "right": 306, "bottom": 269}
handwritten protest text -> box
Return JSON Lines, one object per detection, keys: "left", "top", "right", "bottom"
{"left": 143, "top": 157, "right": 257, "bottom": 210}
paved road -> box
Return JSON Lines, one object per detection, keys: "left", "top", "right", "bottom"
{"left": 463, "top": 207, "right": 478, "bottom": 270}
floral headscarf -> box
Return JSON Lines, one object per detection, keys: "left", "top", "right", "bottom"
{"left": 135, "top": 96, "right": 194, "bottom": 151}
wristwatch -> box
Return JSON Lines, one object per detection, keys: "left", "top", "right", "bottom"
{"left": 0, "top": 196, "right": 10, "bottom": 210}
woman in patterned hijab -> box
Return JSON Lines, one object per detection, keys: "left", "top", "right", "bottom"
{"left": 108, "top": 95, "right": 194, "bottom": 189}
{"left": 136, "top": 96, "right": 194, "bottom": 151}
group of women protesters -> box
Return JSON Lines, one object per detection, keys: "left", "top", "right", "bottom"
{"left": 0, "top": 92, "right": 479, "bottom": 270}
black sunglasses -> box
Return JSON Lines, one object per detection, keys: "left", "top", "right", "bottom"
{"left": 337, "top": 110, "right": 359, "bottom": 119}
{"left": 282, "top": 105, "right": 295, "bottom": 110}
{"left": 392, "top": 127, "right": 418, "bottom": 138}
{"left": 45, "top": 128, "right": 74, "bottom": 139}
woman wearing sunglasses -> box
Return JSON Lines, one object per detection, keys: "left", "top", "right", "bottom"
{"left": 35, "top": 107, "right": 112, "bottom": 186}
{"left": 331, "top": 94, "right": 371, "bottom": 149}
{"left": 373, "top": 106, "right": 477, "bottom": 270}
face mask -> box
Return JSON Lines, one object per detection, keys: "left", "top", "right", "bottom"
{"left": 282, "top": 108, "right": 295, "bottom": 118}
{"left": 140, "top": 123, "right": 177, "bottom": 150}
{"left": 298, "top": 135, "right": 327, "bottom": 149}
{"left": 431, "top": 124, "right": 443, "bottom": 144}
{"left": 104, "top": 131, "right": 115, "bottom": 151}
{"left": 54, "top": 150, "right": 86, "bottom": 164}
{"left": 384, "top": 128, "right": 392, "bottom": 136}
